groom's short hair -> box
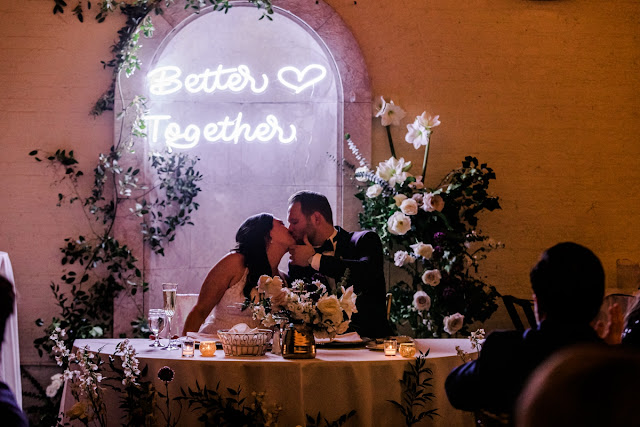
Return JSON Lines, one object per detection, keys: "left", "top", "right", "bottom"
{"left": 288, "top": 191, "right": 333, "bottom": 225}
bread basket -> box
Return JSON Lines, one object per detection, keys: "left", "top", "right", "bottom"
{"left": 217, "top": 329, "right": 273, "bottom": 356}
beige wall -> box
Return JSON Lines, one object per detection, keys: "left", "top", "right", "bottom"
{"left": 1, "top": 0, "right": 639, "bottom": 366}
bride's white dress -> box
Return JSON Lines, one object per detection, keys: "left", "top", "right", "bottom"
{"left": 198, "top": 268, "right": 260, "bottom": 334}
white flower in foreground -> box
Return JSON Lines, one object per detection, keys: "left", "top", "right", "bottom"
{"left": 46, "top": 373, "right": 64, "bottom": 398}
{"left": 376, "top": 157, "right": 412, "bottom": 187}
{"left": 317, "top": 295, "right": 343, "bottom": 325}
{"left": 422, "top": 193, "right": 445, "bottom": 212}
{"left": 339, "top": 286, "right": 358, "bottom": 318}
{"left": 400, "top": 198, "right": 419, "bottom": 215}
{"left": 387, "top": 211, "right": 411, "bottom": 235}
{"left": 366, "top": 184, "right": 383, "bottom": 198}
{"left": 257, "top": 275, "right": 284, "bottom": 298}
{"left": 444, "top": 313, "right": 465, "bottom": 335}
{"left": 410, "top": 242, "right": 434, "bottom": 259}
{"left": 394, "top": 250, "right": 415, "bottom": 267}
{"left": 412, "top": 290, "right": 431, "bottom": 311}
{"left": 421, "top": 269, "right": 441, "bottom": 286}
{"left": 405, "top": 112, "right": 440, "bottom": 150}
{"left": 374, "top": 96, "right": 406, "bottom": 127}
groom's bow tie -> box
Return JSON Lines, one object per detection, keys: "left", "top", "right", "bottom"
{"left": 315, "top": 239, "right": 334, "bottom": 254}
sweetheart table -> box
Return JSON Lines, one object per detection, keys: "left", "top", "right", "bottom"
{"left": 60, "top": 338, "right": 476, "bottom": 426}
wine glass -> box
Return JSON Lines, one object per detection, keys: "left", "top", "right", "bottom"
{"left": 148, "top": 309, "right": 165, "bottom": 348}
{"left": 162, "top": 283, "right": 180, "bottom": 350}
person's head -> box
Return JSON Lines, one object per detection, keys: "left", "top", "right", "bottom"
{"left": 529, "top": 242, "right": 604, "bottom": 324}
{"left": 287, "top": 191, "right": 334, "bottom": 245}
{"left": 516, "top": 345, "right": 640, "bottom": 427}
{"left": 0, "top": 275, "right": 15, "bottom": 350}
{"left": 235, "top": 213, "right": 293, "bottom": 297}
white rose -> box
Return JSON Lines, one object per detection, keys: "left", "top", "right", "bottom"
{"left": 393, "top": 194, "right": 408, "bottom": 207}
{"left": 421, "top": 269, "right": 441, "bottom": 286}
{"left": 410, "top": 242, "right": 434, "bottom": 259}
{"left": 387, "top": 212, "right": 411, "bottom": 235}
{"left": 355, "top": 166, "right": 370, "bottom": 182}
{"left": 366, "top": 184, "right": 383, "bottom": 198}
{"left": 317, "top": 295, "right": 343, "bottom": 325}
{"left": 443, "top": 313, "right": 465, "bottom": 335}
{"left": 412, "top": 290, "right": 431, "bottom": 311}
{"left": 394, "top": 250, "right": 415, "bottom": 267}
{"left": 422, "top": 193, "right": 445, "bottom": 212}
{"left": 400, "top": 198, "right": 419, "bottom": 215}
{"left": 339, "top": 286, "right": 358, "bottom": 318}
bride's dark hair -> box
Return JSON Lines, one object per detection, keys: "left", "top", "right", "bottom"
{"left": 235, "top": 213, "right": 274, "bottom": 298}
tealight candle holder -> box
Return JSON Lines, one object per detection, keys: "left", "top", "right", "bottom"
{"left": 384, "top": 339, "right": 398, "bottom": 356}
{"left": 199, "top": 341, "right": 216, "bottom": 357}
{"left": 399, "top": 342, "right": 416, "bottom": 358}
{"left": 182, "top": 338, "right": 195, "bottom": 357}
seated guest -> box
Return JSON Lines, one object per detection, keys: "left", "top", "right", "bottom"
{"left": 622, "top": 295, "right": 640, "bottom": 347}
{"left": 182, "top": 213, "right": 295, "bottom": 335}
{"left": 0, "top": 275, "right": 29, "bottom": 427}
{"left": 445, "top": 242, "right": 606, "bottom": 417}
{"left": 516, "top": 344, "right": 640, "bottom": 427}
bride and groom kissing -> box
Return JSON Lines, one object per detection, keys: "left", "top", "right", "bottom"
{"left": 182, "top": 190, "right": 393, "bottom": 339}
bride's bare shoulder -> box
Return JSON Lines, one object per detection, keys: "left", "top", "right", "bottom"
{"left": 215, "top": 252, "right": 246, "bottom": 273}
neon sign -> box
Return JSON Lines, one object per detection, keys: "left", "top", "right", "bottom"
{"left": 147, "top": 64, "right": 326, "bottom": 149}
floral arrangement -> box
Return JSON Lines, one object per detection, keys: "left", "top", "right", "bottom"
{"left": 347, "top": 96, "right": 502, "bottom": 338}
{"left": 456, "top": 329, "right": 486, "bottom": 363}
{"left": 250, "top": 274, "right": 357, "bottom": 339}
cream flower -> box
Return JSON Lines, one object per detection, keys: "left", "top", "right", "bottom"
{"left": 393, "top": 194, "right": 408, "bottom": 207}
{"left": 339, "top": 286, "right": 358, "bottom": 318}
{"left": 412, "top": 290, "right": 431, "bottom": 311}
{"left": 374, "top": 96, "right": 406, "bottom": 127}
{"left": 422, "top": 193, "right": 445, "bottom": 212}
{"left": 444, "top": 313, "right": 464, "bottom": 335}
{"left": 400, "top": 198, "right": 419, "bottom": 215}
{"left": 421, "top": 269, "right": 441, "bottom": 286}
{"left": 394, "top": 250, "right": 415, "bottom": 267}
{"left": 405, "top": 112, "right": 440, "bottom": 150}
{"left": 410, "top": 242, "right": 434, "bottom": 259}
{"left": 366, "top": 184, "right": 383, "bottom": 198}
{"left": 387, "top": 211, "right": 411, "bottom": 235}
{"left": 257, "top": 275, "right": 283, "bottom": 298}
{"left": 317, "top": 295, "right": 343, "bottom": 325}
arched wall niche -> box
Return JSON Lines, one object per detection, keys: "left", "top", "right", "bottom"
{"left": 113, "top": 0, "right": 372, "bottom": 327}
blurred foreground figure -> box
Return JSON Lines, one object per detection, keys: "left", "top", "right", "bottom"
{"left": 516, "top": 344, "right": 640, "bottom": 427}
{"left": 0, "top": 275, "right": 28, "bottom": 427}
{"left": 445, "top": 242, "right": 606, "bottom": 417}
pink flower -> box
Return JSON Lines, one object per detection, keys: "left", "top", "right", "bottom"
{"left": 422, "top": 193, "right": 445, "bottom": 212}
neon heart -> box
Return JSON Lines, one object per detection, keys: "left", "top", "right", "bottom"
{"left": 277, "top": 64, "right": 327, "bottom": 94}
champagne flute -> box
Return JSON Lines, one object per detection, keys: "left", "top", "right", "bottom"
{"left": 148, "top": 309, "right": 165, "bottom": 348}
{"left": 162, "top": 283, "right": 179, "bottom": 350}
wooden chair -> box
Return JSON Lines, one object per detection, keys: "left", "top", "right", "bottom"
{"left": 502, "top": 295, "right": 537, "bottom": 331}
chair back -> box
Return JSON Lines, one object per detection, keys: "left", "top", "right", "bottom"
{"left": 502, "top": 295, "right": 537, "bottom": 331}
{"left": 173, "top": 293, "right": 199, "bottom": 336}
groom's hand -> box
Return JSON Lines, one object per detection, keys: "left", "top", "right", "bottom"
{"left": 289, "top": 235, "right": 316, "bottom": 267}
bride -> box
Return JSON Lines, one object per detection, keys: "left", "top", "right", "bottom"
{"left": 182, "top": 213, "right": 295, "bottom": 335}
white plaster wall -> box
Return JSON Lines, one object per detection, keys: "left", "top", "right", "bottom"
{"left": 1, "top": 0, "right": 639, "bottom": 369}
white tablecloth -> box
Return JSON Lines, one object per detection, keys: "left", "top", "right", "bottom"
{"left": 61, "top": 338, "right": 475, "bottom": 426}
{"left": 0, "top": 251, "right": 21, "bottom": 408}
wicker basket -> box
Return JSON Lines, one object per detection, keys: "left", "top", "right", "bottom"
{"left": 217, "top": 329, "right": 273, "bottom": 356}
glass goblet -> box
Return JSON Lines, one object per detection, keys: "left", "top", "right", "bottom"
{"left": 162, "top": 283, "right": 180, "bottom": 350}
{"left": 148, "top": 309, "right": 165, "bottom": 348}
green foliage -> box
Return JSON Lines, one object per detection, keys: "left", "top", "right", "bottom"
{"left": 388, "top": 350, "right": 438, "bottom": 426}
{"left": 175, "top": 381, "right": 282, "bottom": 426}
{"left": 106, "top": 361, "right": 157, "bottom": 427}
{"left": 20, "top": 366, "right": 63, "bottom": 427}
{"left": 305, "top": 410, "right": 357, "bottom": 427}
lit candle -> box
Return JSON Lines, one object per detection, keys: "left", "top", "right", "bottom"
{"left": 399, "top": 342, "right": 416, "bottom": 358}
{"left": 182, "top": 338, "right": 195, "bottom": 357}
{"left": 199, "top": 341, "right": 216, "bottom": 357}
{"left": 384, "top": 339, "right": 398, "bottom": 356}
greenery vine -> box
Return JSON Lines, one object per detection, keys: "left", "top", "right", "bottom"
{"left": 388, "top": 349, "right": 439, "bottom": 426}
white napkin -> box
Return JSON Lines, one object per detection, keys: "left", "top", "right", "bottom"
{"left": 315, "top": 331, "right": 362, "bottom": 344}
{"left": 228, "top": 323, "right": 259, "bottom": 334}
{"left": 186, "top": 332, "right": 219, "bottom": 342}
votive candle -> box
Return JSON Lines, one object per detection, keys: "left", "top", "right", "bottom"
{"left": 399, "top": 342, "right": 416, "bottom": 358}
{"left": 384, "top": 339, "right": 398, "bottom": 356}
{"left": 182, "top": 338, "right": 195, "bottom": 357}
{"left": 199, "top": 341, "right": 216, "bottom": 357}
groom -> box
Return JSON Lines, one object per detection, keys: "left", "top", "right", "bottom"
{"left": 287, "top": 190, "right": 392, "bottom": 339}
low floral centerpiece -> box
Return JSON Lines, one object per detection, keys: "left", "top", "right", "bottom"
{"left": 250, "top": 274, "right": 357, "bottom": 340}
{"left": 346, "top": 96, "right": 502, "bottom": 338}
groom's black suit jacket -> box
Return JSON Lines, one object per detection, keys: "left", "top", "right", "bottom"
{"left": 288, "top": 226, "right": 392, "bottom": 339}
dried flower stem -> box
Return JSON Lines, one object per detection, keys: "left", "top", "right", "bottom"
{"left": 421, "top": 138, "right": 431, "bottom": 181}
